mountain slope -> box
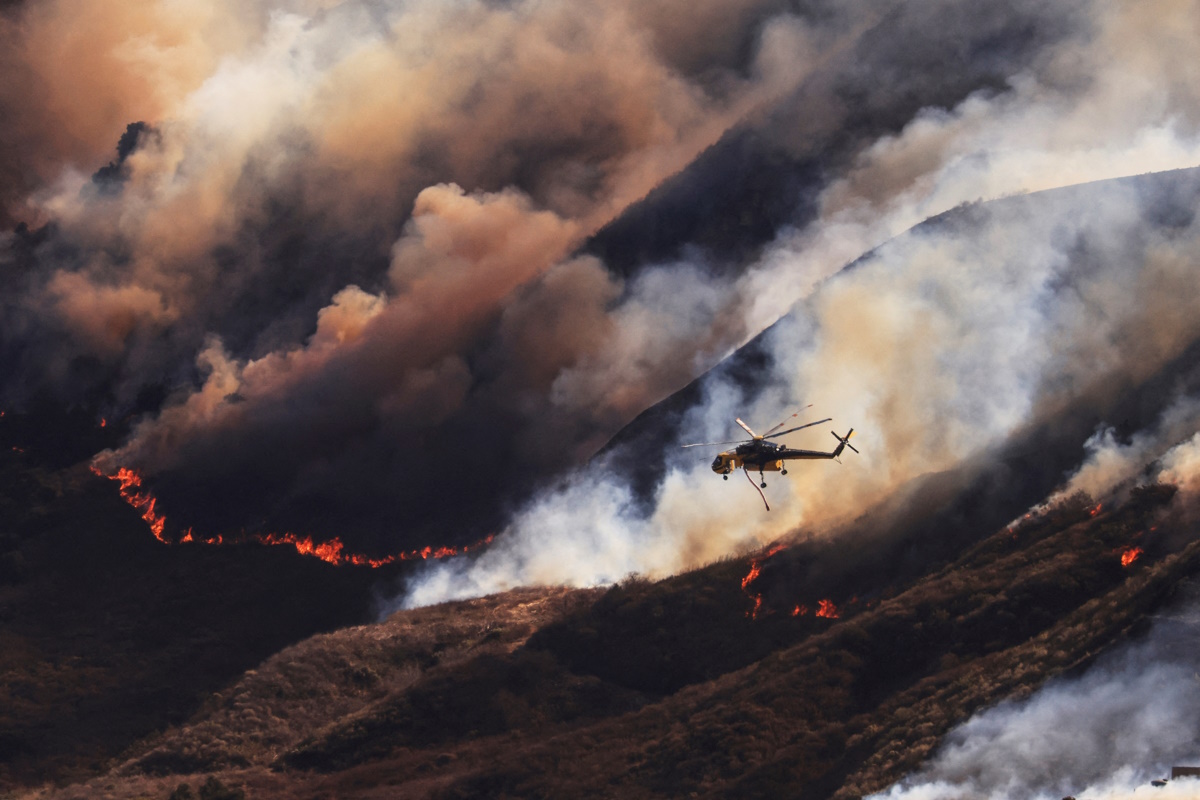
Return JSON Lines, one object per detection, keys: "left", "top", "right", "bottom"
{"left": 0, "top": 410, "right": 402, "bottom": 791}
{"left": 14, "top": 166, "right": 1200, "bottom": 799}
{"left": 21, "top": 480, "right": 1195, "bottom": 800}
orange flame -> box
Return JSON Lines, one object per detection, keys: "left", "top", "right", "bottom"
{"left": 740, "top": 543, "right": 788, "bottom": 619}
{"left": 791, "top": 604, "right": 809, "bottom": 617}
{"left": 101, "top": 466, "right": 169, "bottom": 543}
{"left": 92, "top": 465, "right": 491, "bottom": 567}
{"left": 100, "top": 418, "right": 107, "bottom": 428}
{"left": 1120, "top": 546, "right": 1143, "bottom": 567}
{"left": 815, "top": 599, "right": 839, "bottom": 619}
{"left": 741, "top": 562, "right": 762, "bottom": 591}
{"left": 1089, "top": 503, "right": 1103, "bottom": 517}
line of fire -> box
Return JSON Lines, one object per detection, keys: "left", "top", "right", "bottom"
{"left": 91, "top": 465, "right": 493, "bottom": 568}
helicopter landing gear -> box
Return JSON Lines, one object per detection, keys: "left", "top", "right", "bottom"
{"left": 781, "top": 468, "right": 788, "bottom": 475}
{"left": 760, "top": 481, "right": 767, "bottom": 488}
{"left": 759, "top": 468, "right": 767, "bottom": 488}
{"left": 723, "top": 474, "right": 728, "bottom": 480}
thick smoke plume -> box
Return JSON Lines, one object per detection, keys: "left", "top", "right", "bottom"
{"left": 5, "top": 0, "right": 827, "bottom": 543}
{"left": 398, "top": 0, "right": 1200, "bottom": 604}
{"left": 401, "top": 166, "right": 1200, "bottom": 607}
{"left": 401, "top": 0, "right": 1200, "bottom": 605}
{"left": 5, "top": 0, "right": 1200, "bottom": 562}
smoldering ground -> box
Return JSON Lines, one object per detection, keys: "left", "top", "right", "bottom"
{"left": 4, "top": 0, "right": 1200, "bottom": 558}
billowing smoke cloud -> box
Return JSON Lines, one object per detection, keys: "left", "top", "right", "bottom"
{"left": 1031, "top": 397, "right": 1200, "bottom": 515}
{"left": 869, "top": 590, "right": 1200, "bottom": 800}
{"left": 7, "top": 0, "right": 1200, "bottom": 558}
{"left": 4, "top": 0, "right": 834, "bottom": 543}
{"left": 399, "top": 0, "right": 1200, "bottom": 605}
{"left": 400, "top": 167, "right": 1200, "bottom": 606}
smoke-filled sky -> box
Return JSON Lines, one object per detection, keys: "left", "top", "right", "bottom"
{"left": 5, "top": 0, "right": 1200, "bottom": 565}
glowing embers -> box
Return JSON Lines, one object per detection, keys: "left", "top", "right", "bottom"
{"left": 1120, "top": 546, "right": 1143, "bottom": 567}
{"left": 92, "top": 466, "right": 492, "bottom": 567}
{"left": 815, "top": 598, "right": 840, "bottom": 618}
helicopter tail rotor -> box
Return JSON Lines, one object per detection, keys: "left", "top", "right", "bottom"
{"left": 831, "top": 429, "right": 858, "bottom": 457}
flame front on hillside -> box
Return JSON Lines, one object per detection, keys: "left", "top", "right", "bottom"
{"left": 742, "top": 544, "right": 842, "bottom": 621}
{"left": 741, "top": 543, "right": 786, "bottom": 619}
{"left": 110, "top": 467, "right": 168, "bottom": 543}
{"left": 93, "top": 466, "right": 491, "bottom": 567}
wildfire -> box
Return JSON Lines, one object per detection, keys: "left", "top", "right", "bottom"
{"left": 92, "top": 465, "right": 492, "bottom": 567}
{"left": 740, "top": 543, "right": 787, "bottom": 619}
{"left": 1089, "top": 502, "right": 1103, "bottom": 517}
{"left": 789, "top": 599, "right": 839, "bottom": 619}
{"left": 252, "top": 531, "right": 492, "bottom": 567}
{"left": 815, "top": 599, "right": 840, "bottom": 619}
{"left": 108, "top": 467, "right": 168, "bottom": 543}
{"left": 1120, "top": 546, "right": 1143, "bottom": 567}
{"left": 740, "top": 562, "right": 762, "bottom": 591}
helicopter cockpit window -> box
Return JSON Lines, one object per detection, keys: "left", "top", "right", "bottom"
{"left": 712, "top": 455, "right": 724, "bottom": 469}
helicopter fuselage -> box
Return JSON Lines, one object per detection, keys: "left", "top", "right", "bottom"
{"left": 711, "top": 437, "right": 847, "bottom": 474}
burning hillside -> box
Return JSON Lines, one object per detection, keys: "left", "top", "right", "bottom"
{"left": 11, "top": 458, "right": 1200, "bottom": 800}
{"left": 91, "top": 464, "right": 493, "bottom": 567}
{"left": 7, "top": 1, "right": 1200, "bottom": 798}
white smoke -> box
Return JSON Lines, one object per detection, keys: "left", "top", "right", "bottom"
{"left": 1026, "top": 397, "right": 1200, "bottom": 516}
{"left": 736, "top": 0, "right": 1200, "bottom": 326}
{"left": 395, "top": 0, "right": 1200, "bottom": 609}
{"left": 397, "top": 172, "right": 1200, "bottom": 609}
{"left": 870, "top": 595, "right": 1200, "bottom": 800}
{"left": 1158, "top": 434, "right": 1200, "bottom": 497}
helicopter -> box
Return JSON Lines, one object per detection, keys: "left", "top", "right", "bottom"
{"left": 681, "top": 408, "right": 857, "bottom": 508}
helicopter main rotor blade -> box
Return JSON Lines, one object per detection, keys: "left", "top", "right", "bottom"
{"left": 680, "top": 440, "right": 745, "bottom": 448}
{"left": 764, "top": 417, "right": 833, "bottom": 439}
{"left": 761, "top": 404, "right": 814, "bottom": 437}
{"left": 735, "top": 417, "right": 758, "bottom": 438}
